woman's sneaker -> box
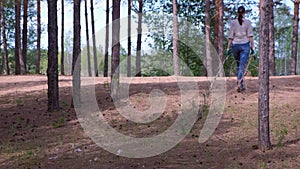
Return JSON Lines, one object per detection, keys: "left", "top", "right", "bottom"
{"left": 237, "top": 87, "right": 246, "bottom": 93}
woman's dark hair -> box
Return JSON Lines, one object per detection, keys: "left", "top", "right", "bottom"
{"left": 237, "top": 6, "right": 245, "bottom": 26}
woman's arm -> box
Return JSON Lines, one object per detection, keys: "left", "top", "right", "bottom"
{"left": 227, "top": 38, "right": 233, "bottom": 50}
{"left": 249, "top": 36, "right": 255, "bottom": 49}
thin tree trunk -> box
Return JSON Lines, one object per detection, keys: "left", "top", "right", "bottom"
{"left": 136, "top": 0, "right": 142, "bottom": 77}
{"left": 21, "top": 0, "right": 28, "bottom": 75}
{"left": 0, "top": 26, "right": 2, "bottom": 75}
{"left": 218, "top": 0, "right": 224, "bottom": 61}
{"left": 104, "top": 0, "right": 109, "bottom": 77}
{"left": 291, "top": 1, "right": 299, "bottom": 75}
{"left": 258, "top": 0, "right": 272, "bottom": 151}
{"left": 173, "top": 0, "right": 180, "bottom": 76}
{"left": 205, "top": 0, "right": 212, "bottom": 76}
{"left": 127, "top": 0, "right": 131, "bottom": 77}
{"left": 36, "top": 0, "right": 41, "bottom": 74}
{"left": 111, "top": 0, "right": 121, "bottom": 99}
{"left": 90, "top": 0, "right": 98, "bottom": 76}
{"left": 47, "top": 0, "right": 59, "bottom": 111}
{"left": 1, "top": 0, "right": 9, "bottom": 75}
{"left": 61, "top": 0, "right": 65, "bottom": 75}
{"left": 15, "top": 0, "right": 21, "bottom": 75}
{"left": 269, "top": 1, "right": 275, "bottom": 76}
{"left": 85, "top": 0, "right": 92, "bottom": 76}
{"left": 214, "top": 0, "right": 219, "bottom": 53}
{"left": 72, "top": 0, "right": 81, "bottom": 108}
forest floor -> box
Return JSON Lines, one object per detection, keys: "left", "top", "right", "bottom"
{"left": 0, "top": 75, "right": 300, "bottom": 169}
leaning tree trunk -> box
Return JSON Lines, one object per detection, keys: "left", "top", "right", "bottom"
{"left": 90, "top": 0, "right": 98, "bottom": 76}
{"left": 72, "top": 0, "right": 81, "bottom": 108}
{"left": 136, "top": 0, "right": 143, "bottom": 77}
{"left": 205, "top": 0, "right": 212, "bottom": 76}
{"left": 258, "top": 0, "right": 272, "bottom": 151}
{"left": 61, "top": 0, "right": 65, "bottom": 75}
{"left": 104, "top": 0, "right": 109, "bottom": 77}
{"left": 173, "top": 0, "right": 180, "bottom": 76}
{"left": 47, "top": 0, "right": 59, "bottom": 111}
{"left": 127, "top": 0, "right": 131, "bottom": 77}
{"left": 291, "top": 1, "right": 299, "bottom": 75}
{"left": 217, "top": 0, "right": 224, "bottom": 61}
{"left": 36, "top": 0, "right": 41, "bottom": 74}
{"left": 21, "top": 0, "right": 28, "bottom": 75}
{"left": 269, "top": 1, "right": 275, "bottom": 76}
{"left": 85, "top": 0, "right": 92, "bottom": 76}
{"left": 1, "top": 0, "right": 9, "bottom": 75}
{"left": 111, "top": 0, "right": 121, "bottom": 99}
{"left": 15, "top": 0, "right": 21, "bottom": 75}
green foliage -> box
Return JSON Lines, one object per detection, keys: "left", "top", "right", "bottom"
{"left": 273, "top": 3, "right": 293, "bottom": 75}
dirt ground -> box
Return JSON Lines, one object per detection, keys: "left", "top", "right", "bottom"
{"left": 0, "top": 75, "right": 300, "bottom": 169}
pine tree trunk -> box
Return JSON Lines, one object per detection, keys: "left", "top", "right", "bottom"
{"left": 111, "top": 0, "right": 121, "bottom": 99}
{"left": 173, "top": 0, "right": 180, "bottom": 76}
{"left": 136, "top": 0, "right": 142, "bottom": 77}
{"left": 85, "top": 0, "right": 92, "bottom": 77}
{"left": 36, "top": 0, "right": 41, "bottom": 74}
{"left": 291, "top": 1, "right": 299, "bottom": 75}
{"left": 217, "top": 0, "right": 224, "bottom": 61}
{"left": 15, "top": 0, "right": 21, "bottom": 75}
{"left": 1, "top": 0, "right": 9, "bottom": 75}
{"left": 72, "top": 0, "right": 81, "bottom": 108}
{"left": 258, "top": 0, "right": 272, "bottom": 151}
{"left": 90, "top": 0, "right": 98, "bottom": 76}
{"left": 0, "top": 28, "right": 2, "bottom": 75}
{"left": 47, "top": 0, "right": 59, "bottom": 111}
{"left": 205, "top": 0, "right": 212, "bottom": 76}
{"left": 127, "top": 0, "right": 131, "bottom": 77}
{"left": 104, "top": 0, "right": 109, "bottom": 77}
{"left": 61, "top": 0, "right": 65, "bottom": 75}
{"left": 214, "top": 0, "right": 219, "bottom": 53}
{"left": 21, "top": 0, "right": 28, "bottom": 75}
{"left": 269, "top": 1, "right": 275, "bottom": 76}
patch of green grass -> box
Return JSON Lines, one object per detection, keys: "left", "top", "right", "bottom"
{"left": 258, "top": 161, "right": 268, "bottom": 169}
{"left": 52, "top": 117, "right": 65, "bottom": 128}
{"left": 61, "top": 101, "right": 68, "bottom": 108}
{"left": 15, "top": 98, "right": 23, "bottom": 106}
{"left": 275, "top": 123, "right": 289, "bottom": 147}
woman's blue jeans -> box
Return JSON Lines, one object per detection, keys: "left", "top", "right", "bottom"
{"left": 232, "top": 42, "right": 250, "bottom": 89}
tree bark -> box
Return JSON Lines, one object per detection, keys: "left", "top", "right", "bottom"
{"left": 136, "top": 0, "right": 143, "bottom": 77}
{"left": 291, "top": 1, "right": 299, "bottom": 75}
{"left": 85, "top": 0, "right": 92, "bottom": 77}
{"left": 72, "top": 0, "right": 81, "bottom": 108}
{"left": 173, "top": 0, "right": 180, "bottom": 76}
{"left": 258, "top": 0, "right": 272, "bottom": 151}
{"left": 104, "top": 0, "right": 109, "bottom": 77}
{"left": 269, "top": 1, "right": 275, "bottom": 76}
{"left": 205, "top": 0, "right": 212, "bottom": 76}
{"left": 1, "top": 0, "right": 9, "bottom": 75}
{"left": 214, "top": 0, "right": 219, "bottom": 53}
{"left": 47, "top": 0, "right": 59, "bottom": 111}
{"left": 90, "top": 0, "right": 98, "bottom": 76}
{"left": 15, "top": 0, "right": 21, "bottom": 75}
{"left": 127, "top": 0, "right": 131, "bottom": 77}
{"left": 217, "top": 0, "right": 224, "bottom": 61}
{"left": 61, "top": 0, "right": 65, "bottom": 75}
{"left": 21, "top": 0, "right": 28, "bottom": 75}
{"left": 111, "top": 0, "right": 121, "bottom": 99}
{"left": 36, "top": 0, "right": 41, "bottom": 74}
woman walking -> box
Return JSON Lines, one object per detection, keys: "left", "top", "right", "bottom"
{"left": 226, "top": 6, "right": 255, "bottom": 92}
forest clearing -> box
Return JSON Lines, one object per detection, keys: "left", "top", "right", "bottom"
{"left": 1, "top": 0, "right": 300, "bottom": 168}
{"left": 0, "top": 75, "right": 300, "bottom": 169}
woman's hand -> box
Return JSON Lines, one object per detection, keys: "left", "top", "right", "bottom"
{"left": 226, "top": 49, "right": 232, "bottom": 56}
